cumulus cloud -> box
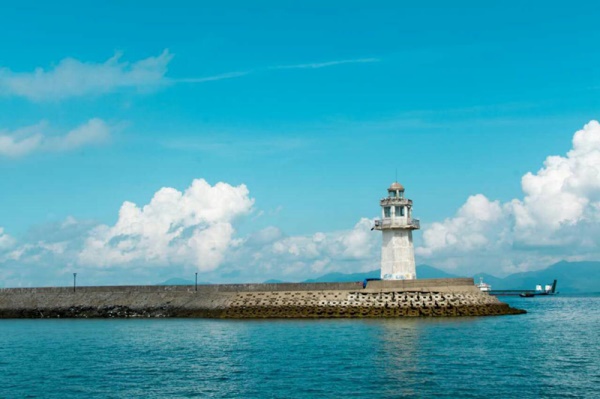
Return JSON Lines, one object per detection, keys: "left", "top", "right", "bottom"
{"left": 417, "top": 120, "right": 600, "bottom": 274}
{"left": 0, "top": 50, "right": 172, "bottom": 101}
{"left": 79, "top": 179, "right": 254, "bottom": 272}
{"left": 0, "top": 118, "right": 110, "bottom": 158}
{"left": 222, "top": 218, "right": 379, "bottom": 281}
{"left": 0, "top": 215, "right": 378, "bottom": 286}
{"left": 511, "top": 120, "right": 600, "bottom": 243}
{"left": 417, "top": 194, "right": 504, "bottom": 257}
{"left": 0, "top": 217, "right": 109, "bottom": 288}
{"left": 4, "top": 120, "right": 600, "bottom": 285}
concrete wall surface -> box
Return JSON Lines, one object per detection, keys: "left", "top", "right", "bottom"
{"left": 365, "top": 278, "right": 475, "bottom": 291}
{"left": 0, "top": 281, "right": 363, "bottom": 295}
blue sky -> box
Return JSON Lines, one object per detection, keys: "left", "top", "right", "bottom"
{"left": 1, "top": 2, "right": 600, "bottom": 286}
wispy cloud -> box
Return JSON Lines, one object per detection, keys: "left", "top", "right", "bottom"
{"left": 0, "top": 50, "right": 172, "bottom": 101}
{"left": 0, "top": 53, "right": 378, "bottom": 99}
{"left": 173, "top": 57, "right": 380, "bottom": 84}
{"left": 0, "top": 118, "right": 111, "bottom": 158}
{"left": 174, "top": 71, "right": 251, "bottom": 83}
{"left": 270, "top": 58, "right": 380, "bottom": 70}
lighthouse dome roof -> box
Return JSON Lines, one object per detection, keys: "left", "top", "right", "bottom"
{"left": 388, "top": 182, "right": 405, "bottom": 191}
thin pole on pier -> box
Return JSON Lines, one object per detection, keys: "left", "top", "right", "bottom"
{"left": 73, "top": 273, "right": 77, "bottom": 292}
{"left": 195, "top": 272, "right": 198, "bottom": 292}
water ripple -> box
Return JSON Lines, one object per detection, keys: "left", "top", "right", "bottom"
{"left": 0, "top": 295, "right": 598, "bottom": 398}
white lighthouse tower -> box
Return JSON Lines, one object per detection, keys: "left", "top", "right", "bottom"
{"left": 373, "top": 182, "right": 420, "bottom": 280}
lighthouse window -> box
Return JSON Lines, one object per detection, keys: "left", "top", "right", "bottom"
{"left": 396, "top": 206, "right": 405, "bottom": 216}
{"left": 384, "top": 207, "right": 391, "bottom": 217}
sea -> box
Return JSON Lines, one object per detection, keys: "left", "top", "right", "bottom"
{"left": 1, "top": 294, "right": 598, "bottom": 399}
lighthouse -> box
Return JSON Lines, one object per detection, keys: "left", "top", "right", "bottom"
{"left": 373, "top": 182, "right": 420, "bottom": 280}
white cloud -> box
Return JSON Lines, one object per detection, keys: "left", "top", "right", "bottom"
{"left": 0, "top": 129, "right": 42, "bottom": 157}
{"left": 511, "top": 120, "right": 600, "bottom": 243}
{"left": 48, "top": 119, "right": 111, "bottom": 151}
{"left": 271, "top": 58, "right": 380, "bottom": 70}
{"left": 417, "top": 194, "right": 504, "bottom": 257}
{"left": 0, "top": 227, "right": 14, "bottom": 251}
{"left": 4, "top": 120, "right": 600, "bottom": 285}
{"left": 0, "top": 211, "right": 379, "bottom": 287}
{"left": 175, "top": 71, "right": 251, "bottom": 84}
{"left": 0, "top": 50, "right": 172, "bottom": 101}
{"left": 222, "top": 218, "right": 380, "bottom": 281}
{"left": 0, "top": 51, "right": 377, "bottom": 101}
{"left": 79, "top": 179, "right": 254, "bottom": 272}
{"left": 417, "top": 120, "right": 600, "bottom": 274}
{"left": 0, "top": 118, "right": 110, "bottom": 158}
{"left": 174, "top": 58, "right": 380, "bottom": 84}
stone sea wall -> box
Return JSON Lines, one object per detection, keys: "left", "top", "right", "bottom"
{"left": 0, "top": 278, "right": 525, "bottom": 318}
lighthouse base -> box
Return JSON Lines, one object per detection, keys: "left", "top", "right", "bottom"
{"left": 381, "top": 230, "right": 416, "bottom": 280}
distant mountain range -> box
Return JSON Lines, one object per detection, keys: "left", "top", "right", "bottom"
{"left": 157, "top": 261, "right": 600, "bottom": 293}
{"left": 302, "top": 265, "right": 458, "bottom": 283}
{"left": 303, "top": 261, "right": 599, "bottom": 293}
{"left": 472, "top": 261, "right": 600, "bottom": 293}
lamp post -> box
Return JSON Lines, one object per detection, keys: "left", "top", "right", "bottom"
{"left": 195, "top": 272, "right": 198, "bottom": 292}
{"left": 73, "top": 273, "right": 77, "bottom": 292}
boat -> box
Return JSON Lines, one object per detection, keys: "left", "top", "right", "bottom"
{"left": 477, "top": 277, "right": 492, "bottom": 292}
{"left": 519, "top": 280, "right": 558, "bottom": 297}
{"left": 488, "top": 279, "right": 559, "bottom": 297}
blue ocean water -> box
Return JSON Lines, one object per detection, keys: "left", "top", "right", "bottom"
{"left": 1, "top": 295, "right": 598, "bottom": 399}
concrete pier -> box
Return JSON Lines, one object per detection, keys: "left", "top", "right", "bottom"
{"left": 0, "top": 278, "right": 525, "bottom": 318}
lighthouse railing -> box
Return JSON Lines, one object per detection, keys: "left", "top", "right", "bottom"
{"left": 374, "top": 218, "right": 420, "bottom": 229}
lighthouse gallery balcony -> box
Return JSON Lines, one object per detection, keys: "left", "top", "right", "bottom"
{"left": 374, "top": 218, "right": 420, "bottom": 230}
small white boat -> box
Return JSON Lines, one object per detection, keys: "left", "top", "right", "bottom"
{"left": 477, "top": 277, "right": 492, "bottom": 292}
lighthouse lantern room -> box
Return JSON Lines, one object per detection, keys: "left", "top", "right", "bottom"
{"left": 373, "top": 182, "right": 420, "bottom": 280}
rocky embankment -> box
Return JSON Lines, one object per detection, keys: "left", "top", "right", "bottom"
{"left": 0, "top": 279, "right": 525, "bottom": 318}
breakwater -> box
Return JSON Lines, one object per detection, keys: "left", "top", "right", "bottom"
{"left": 0, "top": 278, "right": 525, "bottom": 318}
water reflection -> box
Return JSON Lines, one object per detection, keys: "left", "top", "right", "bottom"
{"left": 369, "top": 317, "right": 480, "bottom": 397}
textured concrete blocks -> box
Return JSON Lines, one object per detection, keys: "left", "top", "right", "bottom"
{"left": 0, "top": 278, "right": 525, "bottom": 318}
